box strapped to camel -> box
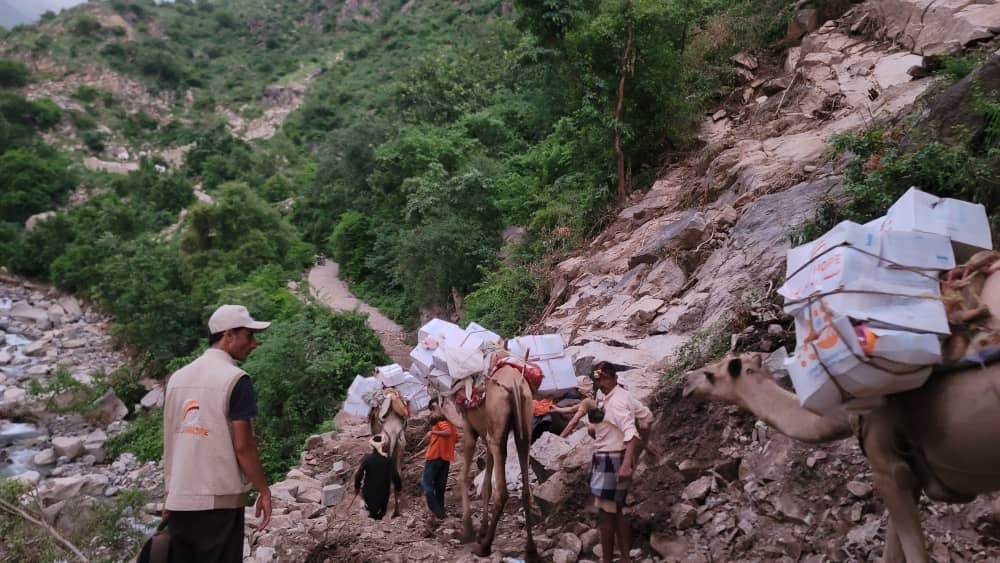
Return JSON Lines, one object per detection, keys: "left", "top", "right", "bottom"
{"left": 780, "top": 188, "right": 995, "bottom": 415}
{"left": 447, "top": 348, "right": 545, "bottom": 411}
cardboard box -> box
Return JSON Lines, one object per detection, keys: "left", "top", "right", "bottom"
{"left": 375, "top": 363, "right": 407, "bottom": 387}
{"left": 409, "top": 346, "right": 433, "bottom": 378}
{"left": 429, "top": 369, "right": 454, "bottom": 393}
{"left": 465, "top": 322, "right": 502, "bottom": 345}
{"left": 786, "top": 221, "right": 878, "bottom": 278}
{"left": 508, "top": 334, "right": 566, "bottom": 360}
{"left": 395, "top": 375, "right": 431, "bottom": 412}
{"left": 789, "top": 290, "right": 949, "bottom": 335}
{"left": 879, "top": 230, "right": 955, "bottom": 271}
{"left": 781, "top": 245, "right": 942, "bottom": 305}
{"left": 882, "top": 187, "right": 992, "bottom": 261}
{"left": 787, "top": 313, "right": 934, "bottom": 413}
{"left": 418, "top": 319, "right": 466, "bottom": 347}
{"left": 534, "top": 356, "right": 578, "bottom": 396}
{"left": 343, "top": 375, "right": 379, "bottom": 417}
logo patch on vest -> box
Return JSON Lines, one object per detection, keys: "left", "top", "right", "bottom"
{"left": 179, "top": 399, "right": 209, "bottom": 436}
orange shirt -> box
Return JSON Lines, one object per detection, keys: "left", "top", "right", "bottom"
{"left": 532, "top": 398, "right": 553, "bottom": 416}
{"left": 425, "top": 420, "right": 458, "bottom": 462}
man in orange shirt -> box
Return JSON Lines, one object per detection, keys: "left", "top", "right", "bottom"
{"left": 422, "top": 399, "right": 458, "bottom": 519}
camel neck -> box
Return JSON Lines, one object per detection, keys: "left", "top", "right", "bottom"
{"left": 737, "top": 375, "right": 852, "bottom": 443}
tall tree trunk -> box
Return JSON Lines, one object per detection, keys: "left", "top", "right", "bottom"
{"left": 614, "top": 11, "right": 635, "bottom": 204}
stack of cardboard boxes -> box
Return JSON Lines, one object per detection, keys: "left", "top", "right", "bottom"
{"left": 781, "top": 188, "right": 992, "bottom": 414}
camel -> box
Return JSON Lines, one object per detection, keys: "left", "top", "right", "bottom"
{"left": 684, "top": 352, "right": 1000, "bottom": 563}
{"left": 457, "top": 363, "right": 540, "bottom": 562}
{"left": 370, "top": 406, "right": 406, "bottom": 517}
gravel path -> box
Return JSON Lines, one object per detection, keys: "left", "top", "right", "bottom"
{"left": 307, "top": 261, "right": 413, "bottom": 366}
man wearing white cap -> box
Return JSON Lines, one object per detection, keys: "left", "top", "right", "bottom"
{"left": 161, "top": 304, "right": 272, "bottom": 562}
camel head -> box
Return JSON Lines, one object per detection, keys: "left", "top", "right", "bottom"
{"left": 683, "top": 352, "right": 770, "bottom": 407}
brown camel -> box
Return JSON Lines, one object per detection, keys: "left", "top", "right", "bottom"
{"left": 457, "top": 363, "right": 540, "bottom": 561}
{"left": 685, "top": 352, "right": 1000, "bottom": 563}
{"left": 370, "top": 408, "right": 406, "bottom": 517}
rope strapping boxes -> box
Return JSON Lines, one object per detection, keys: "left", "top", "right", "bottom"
{"left": 780, "top": 187, "right": 992, "bottom": 415}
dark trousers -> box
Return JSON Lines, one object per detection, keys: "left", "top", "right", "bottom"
{"left": 422, "top": 458, "right": 449, "bottom": 518}
{"left": 165, "top": 508, "right": 244, "bottom": 563}
{"left": 531, "top": 414, "right": 552, "bottom": 444}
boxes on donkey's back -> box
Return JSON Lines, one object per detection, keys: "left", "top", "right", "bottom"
{"left": 880, "top": 187, "right": 992, "bottom": 262}
{"left": 779, "top": 221, "right": 951, "bottom": 335}
{"left": 343, "top": 375, "right": 379, "bottom": 417}
{"left": 375, "top": 363, "right": 407, "bottom": 387}
{"left": 785, "top": 312, "right": 937, "bottom": 414}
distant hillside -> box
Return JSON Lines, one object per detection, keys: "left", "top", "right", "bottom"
{"left": 0, "top": 0, "right": 31, "bottom": 28}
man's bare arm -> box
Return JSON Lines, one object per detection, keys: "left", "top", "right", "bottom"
{"left": 231, "top": 420, "right": 271, "bottom": 528}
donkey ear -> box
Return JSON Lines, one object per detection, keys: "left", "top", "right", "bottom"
{"left": 727, "top": 357, "right": 742, "bottom": 378}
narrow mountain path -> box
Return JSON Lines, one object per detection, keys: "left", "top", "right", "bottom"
{"left": 307, "top": 261, "right": 412, "bottom": 366}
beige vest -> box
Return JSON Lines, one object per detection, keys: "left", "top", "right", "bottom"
{"left": 163, "top": 348, "right": 250, "bottom": 510}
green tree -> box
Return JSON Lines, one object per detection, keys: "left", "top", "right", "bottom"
{"left": 0, "top": 149, "right": 76, "bottom": 224}
{"left": 0, "top": 59, "right": 29, "bottom": 88}
{"left": 244, "top": 309, "right": 388, "bottom": 478}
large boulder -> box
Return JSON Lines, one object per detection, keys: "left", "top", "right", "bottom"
{"left": 51, "top": 436, "right": 84, "bottom": 460}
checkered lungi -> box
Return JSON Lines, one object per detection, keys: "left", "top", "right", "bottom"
{"left": 590, "top": 450, "right": 628, "bottom": 504}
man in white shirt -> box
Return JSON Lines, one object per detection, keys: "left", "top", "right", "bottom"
{"left": 588, "top": 361, "right": 638, "bottom": 563}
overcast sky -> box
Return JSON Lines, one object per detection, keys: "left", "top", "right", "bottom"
{"left": 1, "top": 1, "right": 174, "bottom": 28}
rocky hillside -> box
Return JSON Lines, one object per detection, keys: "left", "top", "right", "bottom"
{"left": 250, "top": 1, "right": 1000, "bottom": 562}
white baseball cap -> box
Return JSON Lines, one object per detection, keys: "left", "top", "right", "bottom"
{"left": 208, "top": 304, "right": 271, "bottom": 334}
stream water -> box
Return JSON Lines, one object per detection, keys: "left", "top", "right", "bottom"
{"left": 1, "top": 299, "right": 47, "bottom": 478}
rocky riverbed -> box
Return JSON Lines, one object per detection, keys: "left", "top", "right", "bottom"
{"left": 0, "top": 273, "right": 165, "bottom": 545}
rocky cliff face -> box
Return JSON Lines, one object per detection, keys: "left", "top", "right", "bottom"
{"left": 543, "top": 0, "right": 1000, "bottom": 401}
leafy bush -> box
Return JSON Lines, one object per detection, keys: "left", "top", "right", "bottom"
{"left": 72, "top": 16, "right": 103, "bottom": 37}
{"left": 0, "top": 59, "right": 29, "bottom": 88}
{"left": 463, "top": 261, "right": 542, "bottom": 336}
{"left": 0, "top": 148, "right": 76, "bottom": 224}
{"left": 326, "top": 210, "right": 375, "bottom": 280}
{"left": 106, "top": 411, "right": 163, "bottom": 462}
{"left": 243, "top": 309, "right": 388, "bottom": 479}
{"left": 73, "top": 85, "right": 103, "bottom": 103}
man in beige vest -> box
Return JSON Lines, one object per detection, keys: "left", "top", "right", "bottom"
{"left": 162, "top": 304, "right": 272, "bottom": 562}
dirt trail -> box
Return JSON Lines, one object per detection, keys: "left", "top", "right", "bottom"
{"left": 307, "top": 261, "right": 412, "bottom": 366}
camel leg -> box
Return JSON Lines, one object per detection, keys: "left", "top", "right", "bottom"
{"left": 513, "top": 423, "right": 539, "bottom": 562}
{"left": 460, "top": 431, "right": 477, "bottom": 543}
{"left": 866, "top": 423, "right": 929, "bottom": 563}
{"left": 475, "top": 437, "right": 508, "bottom": 556}
{"left": 881, "top": 517, "right": 904, "bottom": 563}
{"left": 879, "top": 484, "right": 922, "bottom": 563}
{"left": 479, "top": 444, "right": 494, "bottom": 544}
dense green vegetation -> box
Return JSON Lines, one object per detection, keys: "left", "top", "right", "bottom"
{"left": 796, "top": 81, "right": 1000, "bottom": 240}
{"left": 0, "top": 0, "right": 792, "bottom": 484}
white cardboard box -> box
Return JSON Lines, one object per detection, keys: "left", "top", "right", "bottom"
{"left": 790, "top": 290, "right": 950, "bottom": 335}
{"left": 375, "top": 363, "right": 407, "bottom": 387}
{"left": 343, "top": 375, "right": 379, "bottom": 417}
{"left": 780, "top": 245, "right": 943, "bottom": 319}
{"left": 881, "top": 187, "right": 992, "bottom": 261}
{"left": 508, "top": 334, "right": 566, "bottom": 360}
{"left": 534, "top": 356, "right": 578, "bottom": 396}
{"left": 787, "top": 313, "right": 934, "bottom": 413}
{"left": 409, "top": 346, "right": 434, "bottom": 378}
{"left": 465, "top": 321, "right": 502, "bottom": 345}
{"left": 418, "top": 319, "right": 466, "bottom": 347}
{"left": 879, "top": 230, "right": 955, "bottom": 271}
{"left": 786, "top": 221, "right": 878, "bottom": 278}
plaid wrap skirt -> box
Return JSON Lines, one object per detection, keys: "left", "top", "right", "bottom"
{"left": 590, "top": 450, "right": 629, "bottom": 503}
